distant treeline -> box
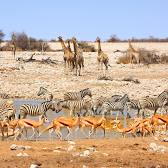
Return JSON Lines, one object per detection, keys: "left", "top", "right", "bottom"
{"left": 106, "top": 35, "right": 168, "bottom": 42}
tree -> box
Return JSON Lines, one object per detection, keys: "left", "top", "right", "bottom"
{"left": 107, "top": 34, "right": 120, "bottom": 42}
{"left": 0, "top": 30, "right": 5, "bottom": 43}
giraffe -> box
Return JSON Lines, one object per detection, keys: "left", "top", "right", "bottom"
{"left": 67, "top": 39, "right": 72, "bottom": 52}
{"left": 95, "top": 37, "right": 109, "bottom": 70}
{"left": 127, "top": 40, "right": 140, "bottom": 66}
{"left": 71, "top": 37, "right": 84, "bottom": 76}
{"left": 58, "top": 36, "right": 74, "bottom": 69}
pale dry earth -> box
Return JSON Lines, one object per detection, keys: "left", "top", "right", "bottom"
{"left": 1, "top": 138, "right": 168, "bottom": 168}
{"left": 0, "top": 42, "right": 168, "bottom": 100}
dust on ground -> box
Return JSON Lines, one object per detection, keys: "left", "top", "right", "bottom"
{"left": 1, "top": 137, "right": 168, "bottom": 168}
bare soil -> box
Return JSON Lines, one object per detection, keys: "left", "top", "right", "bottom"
{"left": 0, "top": 138, "right": 168, "bottom": 168}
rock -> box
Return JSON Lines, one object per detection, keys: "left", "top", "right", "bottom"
{"left": 16, "top": 152, "right": 29, "bottom": 157}
{"left": 80, "top": 150, "right": 90, "bottom": 157}
{"left": 82, "top": 165, "right": 89, "bottom": 168}
{"left": 162, "top": 137, "right": 168, "bottom": 142}
{"left": 102, "top": 152, "right": 109, "bottom": 156}
{"left": 53, "top": 150, "right": 61, "bottom": 153}
{"left": 67, "top": 145, "right": 75, "bottom": 152}
{"left": 30, "top": 162, "right": 42, "bottom": 168}
{"left": 68, "top": 141, "right": 76, "bottom": 145}
{"left": 86, "top": 147, "right": 96, "bottom": 152}
{"left": 10, "top": 144, "right": 31, "bottom": 150}
{"left": 148, "top": 142, "right": 167, "bottom": 153}
{"left": 30, "top": 164, "right": 39, "bottom": 168}
{"left": 154, "top": 137, "right": 159, "bottom": 141}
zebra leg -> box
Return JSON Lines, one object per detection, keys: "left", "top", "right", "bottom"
{"left": 70, "top": 109, "right": 73, "bottom": 117}
{"left": 78, "top": 65, "right": 81, "bottom": 76}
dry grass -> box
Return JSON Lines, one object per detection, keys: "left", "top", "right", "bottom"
{"left": 117, "top": 49, "right": 162, "bottom": 64}
{"left": 78, "top": 42, "right": 96, "bottom": 52}
{"left": 117, "top": 54, "right": 130, "bottom": 64}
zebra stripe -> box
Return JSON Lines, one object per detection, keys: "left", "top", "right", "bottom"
{"left": 60, "top": 96, "right": 92, "bottom": 116}
{"left": 93, "top": 95, "right": 122, "bottom": 114}
{"left": 0, "top": 93, "right": 10, "bottom": 99}
{"left": 37, "top": 87, "right": 53, "bottom": 101}
{"left": 19, "top": 101, "right": 55, "bottom": 119}
{"left": 101, "top": 94, "right": 130, "bottom": 117}
{"left": 0, "top": 100, "right": 15, "bottom": 120}
{"left": 139, "top": 91, "right": 168, "bottom": 116}
{"left": 126, "top": 99, "right": 141, "bottom": 116}
{"left": 64, "top": 88, "right": 92, "bottom": 101}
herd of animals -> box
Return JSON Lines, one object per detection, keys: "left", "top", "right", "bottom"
{"left": 0, "top": 37, "right": 167, "bottom": 140}
{"left": 0, "top": 86, "right": 168, "bottom": 141}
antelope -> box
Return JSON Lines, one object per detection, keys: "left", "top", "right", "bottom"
{"left": 40, "top": 114, "right": 80, "bottom": 140}
{"left": 14, "top": 114, "right": 49, "bottom": 140}
{"left": 79, "top": 116, "right": 106, "bottom": 138}
{"left": 113, "top": 118, "right": 152, "bottom": 138}
{"left": 151, "top": 115, "right": 168, "bottom": 132}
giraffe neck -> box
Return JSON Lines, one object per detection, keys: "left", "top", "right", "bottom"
{"left": 97, "top": 41, "right": 102, "bottom": 54}
{"left": 73, "top": 41, "right": 78, "bottom": 55}
{"left": 60, "top": 40, "right": 68, "bottom": 51}
{"left": 67, "top": 41, "right": 71, "bottom": 50}
{"left": 129, "top": 42, "right": 137, "bottom": 52}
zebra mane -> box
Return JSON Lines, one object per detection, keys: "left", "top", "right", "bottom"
{"left": 158, "top": 90, "right": 168, "bottom": 98}
{"left": 80, "top": 88, "right": 89, "bottom": 92}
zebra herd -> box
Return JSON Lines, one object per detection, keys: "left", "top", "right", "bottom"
{"left": 0, "top": 88, "right": 168, "bottom": 122}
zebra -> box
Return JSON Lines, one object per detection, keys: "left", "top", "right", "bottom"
{"left": 37, "top": 87, "right": 53, "bottom": 101}
{"left": 126, "top": 99, "right": 141, "bottom": 117}
{"left": 101, "top": 94, "right": 130, "bottom": 120}
{"left": 139, "top": 90, "right": 168, "bottom": 117}
{"left": 92, "top": 95, "right": 122, "bottom": 115}
{"left": 18, "top": 101, "right": 57, "bottom": 119}
{"left": 59, "top": 96, "right": 92, "bottom": 116}
{"left": 0, "top": 93, "right": 10, "bottom": 99}
{"left": 0, "top": 99, "right": 16, "bottom": 120}
{"left": 64, "top": 88, "right": 92, "bottom": 101}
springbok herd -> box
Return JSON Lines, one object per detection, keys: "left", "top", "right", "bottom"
{"left": 0, "top": 86, "right": 168, "bottom": 141}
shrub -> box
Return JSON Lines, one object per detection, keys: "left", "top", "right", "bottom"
{"left": 117, "top": 49, "right": 161, "bottom": 64}
{"left": 107, "top": 34, "right": 121, "bottom": 42}
{"left": 160, "top": 54, "right": 168, "bottom": 64}
{"left": 117, "top": 54, "right": 130, "bottom": 64}
{"left": 78, "top": 41, "right": 96, "bottom": 52}
{"left": 0, "top": 30, "right": 5, "bottom": 43}
{"left": 7, "top": 32, "right": 52, "bottom": 52}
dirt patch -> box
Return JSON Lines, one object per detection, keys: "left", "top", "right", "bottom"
{"left": 0, "top": 138, "right": 168, "bottom": 168}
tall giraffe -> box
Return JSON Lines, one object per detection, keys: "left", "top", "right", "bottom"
{"left": 67, "top": 39, "right": 72, "bottom": 52}
{"left": 127, "top": 40, "right": 140, "bottom": 66}
{"left": 58, "top": 36, "right": 74, "bottom": 69}
{"left": 71, "top": 37, "right": 84, "bottom": 76}
{"left": 95, "top": 37, "right": 109, "bottom": 70}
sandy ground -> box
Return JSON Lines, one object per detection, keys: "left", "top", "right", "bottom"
{"left": 0, "top": 42, "right": 168, "bottom": 100}
{"left": 0, "top": 137, "right": 168, "bottom": 168}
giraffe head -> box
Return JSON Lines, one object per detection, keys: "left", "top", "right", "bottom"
{"left": 58, "top": 36, "right": 63, "bottom": 41}
{"left": 71, "top": 37, "right": 77, "bottom": 43}
{"left": 95, "top": 37, "right": 100, "bottom": 42}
